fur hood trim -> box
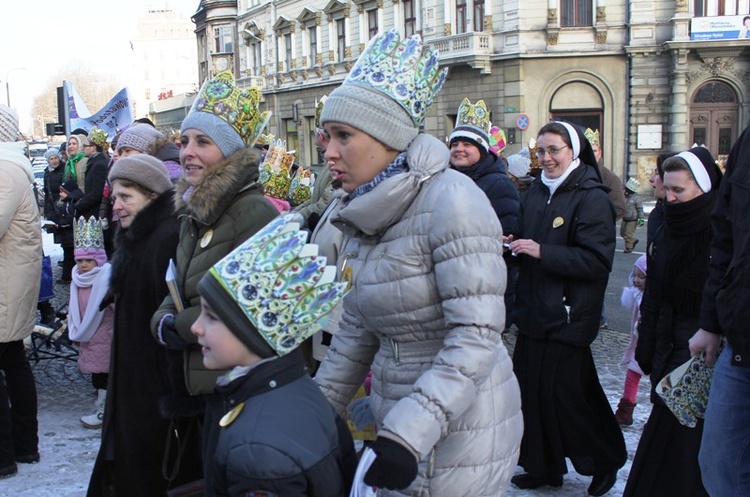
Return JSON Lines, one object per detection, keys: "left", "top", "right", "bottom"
{"left": 174, "top": 147, "right": 261, "bottom": 225}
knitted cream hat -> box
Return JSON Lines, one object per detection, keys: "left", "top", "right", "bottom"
{"left": 116, "top": 124, "right": 164, "bottom": 154}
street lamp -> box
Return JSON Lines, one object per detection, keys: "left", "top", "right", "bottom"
{"left": 5, "top": 67, "right": 26, "bottom": 108}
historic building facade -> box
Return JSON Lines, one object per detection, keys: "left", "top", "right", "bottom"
{"left": 173, "top": 0, "right": 750, "bottom": 184}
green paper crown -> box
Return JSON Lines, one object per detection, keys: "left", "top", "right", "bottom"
{"left": 209, "top": 213, "right": 349, "bottom": 356}
{"left": 190, "top": 70, "right": 271, "bottom": 146}
{"left": 314, "top": 95, "right": 328, "bottom": 129}
{"left": 345, "top": 29, "right": 448, "bottom": 126}
{"left": 584, "top": 128, "right": 600, "bottom": 147}
{"left": 88, "top": 127, "right": 109, "bottom": 149}
{"left": 74, "top": 216, "right": 104, "bottom": 250}
{"left": 456, "top": 98, "right": 491, "bottom": 133}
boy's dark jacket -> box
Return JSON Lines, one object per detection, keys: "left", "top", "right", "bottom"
{"left": 209, "top": 349, "right": 356, "bottom": 497}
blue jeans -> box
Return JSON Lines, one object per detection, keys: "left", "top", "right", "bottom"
{"left": 699, "top": 342, "right": 750, "bottom": 496}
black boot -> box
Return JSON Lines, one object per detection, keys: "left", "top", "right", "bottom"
{"left": 511, "top": 473, "right": 563, "bottom": 489}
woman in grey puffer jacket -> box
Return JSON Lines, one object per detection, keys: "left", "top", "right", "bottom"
{"left": 314, "top": 29, "right": 523, "bottom": 497}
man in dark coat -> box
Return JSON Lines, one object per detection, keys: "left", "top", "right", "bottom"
{"left": 75, "top": 131, "right": 109, "bottom": 219}
{"left": 450, "top": 98, "right": 520, "bottom": 331}
{"left": 690, "top": 124, "right": 750, "bottom": 495}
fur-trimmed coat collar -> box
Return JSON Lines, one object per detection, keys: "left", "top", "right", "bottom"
{"left": 174, "top": 147, "right": 261, "bottom": 226}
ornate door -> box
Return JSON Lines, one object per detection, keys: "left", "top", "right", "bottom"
{"left": 690, "top": 81, "right": 739, "bottom": 165}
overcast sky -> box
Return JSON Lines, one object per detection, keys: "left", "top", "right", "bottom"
{"left": 1, "top": 1, "right": 199, "bottom": 133}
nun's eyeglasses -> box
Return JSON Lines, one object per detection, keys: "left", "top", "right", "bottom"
{"left": 535, "top": 145, "right": 568, "bottom": 158}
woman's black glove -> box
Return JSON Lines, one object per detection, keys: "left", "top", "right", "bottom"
{"left": 158, "top": 315, "right": 187, "bottom": 350}
{"left": 364, "top": 437, "right": 418, "bottom": 490}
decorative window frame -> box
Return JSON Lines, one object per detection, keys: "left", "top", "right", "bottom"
{"left": 241, "top": 21, "right": 266, "bottom": 77}
{"left": 354, "top": 0, "right": 383, "bottom": 52}
{"left": 324, "top": 0, "right": 352, "bottom": 67}
{"left": 273, "top": 16, "right": 296, "bottom": 74}
{"left": 298, "top": 8, "right": 323, "bottom": 74}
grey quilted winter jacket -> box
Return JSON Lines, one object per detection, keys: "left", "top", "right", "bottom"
{"left": 315, "top": 134, "right": 523, "bottom": 497}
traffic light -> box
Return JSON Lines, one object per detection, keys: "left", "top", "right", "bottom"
{"left": 45, "top": 123, "right": 65, "bottom": 136}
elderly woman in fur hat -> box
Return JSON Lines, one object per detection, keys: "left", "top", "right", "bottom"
{"left": 150, "top": 71, "right": 279, "bottom": 492}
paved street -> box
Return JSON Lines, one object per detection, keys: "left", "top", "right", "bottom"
{"left": 11, "top": 218, "right": 653, "bottom": 495}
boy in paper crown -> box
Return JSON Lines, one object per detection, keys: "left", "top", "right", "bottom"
{"left": 68, "top": 216, "right": 114, "bottom": 429}
{"left": 192, "top": 214, "right": 356, "bottom": 496}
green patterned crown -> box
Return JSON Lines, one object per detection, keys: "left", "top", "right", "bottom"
{"left": 88, "top": 127, "right": 109, "bottom": 149}
{"left": 456, "top": 99, "right": 490, "bottom": 133}
{"left": 208, "top": 213, "right": 349, "bottom": 356}
{"left": 74, "top": 216, "right": 105, "bottom": 250}
{"left": 190, "top": 70, "right": 271, "bottom": 146}
{"left": 584, "top": 128, "right": 600, "bottom": 147}
{"left": 345, "top": 29, "right": 447, "bottom": 126}
{"left": 314, "top": 95, "right": 328, "bottom": 129}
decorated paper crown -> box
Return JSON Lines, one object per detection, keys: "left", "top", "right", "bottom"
{"left": 345, "top": 29, "right": 447, "bottom": 126}
{"left": 625, "top": 177, "right": 641, "bottom": 192}
{"left": 450, "top": 98, "right": 492, "bottom": 152}
{"left": 314, "top": 95, "right": 328, "bottom": 129}
{"left": 189, "top": 70, "right": 271, "bottom": 146}
{"left": 206, "top": 213, "right": 349, "bottom": 357}
{"left": 259, "top": 139, "right": 295, "bottom": 199}
{"left": 488, "top": 125, "right": 507, "bottom": 155}
{"left": 88, "top": 127, "right": 109, "bottom": 149}
{"left": 255, "top": 133, "right": 276, "bottom": 147}
{"left": 584, "top": 128, "right": 600, "bottom": 147}
{"left": 74, "top": 216, "right": 105, "bottom": 250}
{"left": 287, "top": 167, "right": 315, "bottom": 205}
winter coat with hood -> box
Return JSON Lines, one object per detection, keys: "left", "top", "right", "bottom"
{"left": 75, "top": 151, "right": 108, "bottom": 219}
{"left": 43, "top": 163, "right": 64, "bottom": 220}
{"left": 513, "top": 160, "right": 616, "bottom": 347}
{"left": 151, "top": 147, "right": 279, "bottom": 396}
{"left": 315, "top": 134, "right": 523, "bottom": 497}
{"left": 0, "top": 142, "right": 42, "bottom": 343}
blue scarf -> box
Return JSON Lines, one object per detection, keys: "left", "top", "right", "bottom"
{"left": 347, "top": 152, "right": 409, "bottom": 202}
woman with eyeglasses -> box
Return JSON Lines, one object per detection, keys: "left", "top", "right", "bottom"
{"left": 507, "top": 121, "right": 626, "bottom": 496}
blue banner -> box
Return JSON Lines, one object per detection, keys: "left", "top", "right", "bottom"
{"left": 691, "top": 15, "right": 750, "bottom": 40}
{"left": 66, "top": 83, "right": 134, "bottom": 138}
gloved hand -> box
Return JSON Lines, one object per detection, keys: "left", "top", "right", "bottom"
{"left": 347, "top": 396, "right": 375, "bottom": 431}
{"left": 158, "top": 315, "right": 187, "bottom": 350}
{"left": 364, "top": 437, "right": 418, "bottom": 490}
{"left": 637, "top": 218, "right": 645, "bottom": 228}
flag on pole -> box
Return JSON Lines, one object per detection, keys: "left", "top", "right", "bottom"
{"left": 66, "top": 82, "right": 134, "bottom": 137}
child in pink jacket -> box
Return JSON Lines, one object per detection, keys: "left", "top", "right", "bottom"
{"left": 68, "top": 217, "right": 114, "bottom": 428}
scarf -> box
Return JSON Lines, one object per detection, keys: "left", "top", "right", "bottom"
{"left": 0, "top": 142, "right": 34, "bottom": 183}
{"left": 659, "top": 191, "right": 716, "bottom": 315}
{"left": 541, "top": 158, "right": 581, "bottom": 198}
{"left": 64, "top": 152, "right": 84, "bottom": 182}
{"left": 346, "top": 152, "right": 408, "bottom": 202}
{"left": 68, "top": 263, "right": 112, "bottom": 342}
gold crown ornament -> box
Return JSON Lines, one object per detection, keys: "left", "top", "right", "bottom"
{"left": 74, "top": 216, "right": 105, "bottom": 250}
{"left": 287, "top": 167, "right": 315, "bottom": 205}
{"left": 208, "top": 213, "right": 349, "bottom": 356}
{"left": 189, "top": 70, "right": 271, "bottom": 146}
{"left": 584, "top": 128, "right": 600, "bottom": 148}
{"left": 259, "top": 139, "right": 295, "bottom": 199}
{"left": 345, "top": 29, "right": 447, "bottom": 126}
{"left": 314, "top": 95, "right": 328, "bottom": 129}
{"left": 88, "top": 127, "right": 109, "bottom": 149}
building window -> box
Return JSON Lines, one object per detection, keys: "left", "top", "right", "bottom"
{"left": 474, "top": 0, "right": 485, "bottom": 32}
{"left": 309, "top": 28, "right": 318, "bottom": 67}
{"left": 404, "top": 0, "right": 416, "bottom": 36}
{"left": 456, "top": 0, "right": 467, "bottom": 34}
{"left": 214, "top": 25, "right": 233, "bottom": 53}
{"left": 561, "top": 0, "right": 593, "bottom": 27}
{"left": 367, "top": 8, "right": 379, "bottom": 39}
{"left": 284, "top": 33, "right": 293, "bottom": 70}
{"left": 250, "top": 42, "right": 262, "bottom": 76}
{"left": 285, "top": 119, "right": 299, "bottom": 156}
{"left": 337, "top": 18, "right": 346, "bottom": 62}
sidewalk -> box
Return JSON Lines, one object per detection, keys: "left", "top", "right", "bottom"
{"left": 8, "top": 231, "right": 649, "bottom": 495}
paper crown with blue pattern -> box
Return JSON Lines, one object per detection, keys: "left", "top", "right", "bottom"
{"left": 450, "top": 98, "right": 492, "bottom": 153}
{"left": 186, "top": 70, "right": 271, "bottom": 149}
{"left": 346, "top": 30, "right": 447, "bottom": 127}
{"left": 74, "top": 216, "right": 105, "bottom": 250}
{"left": 626, "top": 177, "right": 641, "bottom": 192}
{"left": 199, "top": 213, "right": 349, "bottom": 358}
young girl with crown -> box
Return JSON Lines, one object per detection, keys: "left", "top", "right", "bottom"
{"left": 68, "top": 216, "right": 114, "bottom": 429}
{"left": 314, "top": 29, "right": 523, "bottom": 495}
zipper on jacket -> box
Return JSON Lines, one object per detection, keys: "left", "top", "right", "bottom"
{"left": 391, "top": 338, "right": 400, "bottom": 365}
{"left": 426, "top": 447, "right": 436, "bottom": 478}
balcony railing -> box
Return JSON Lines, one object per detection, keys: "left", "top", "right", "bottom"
{"left": 428, "top": 32, "right": 493, "bottom": 74}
